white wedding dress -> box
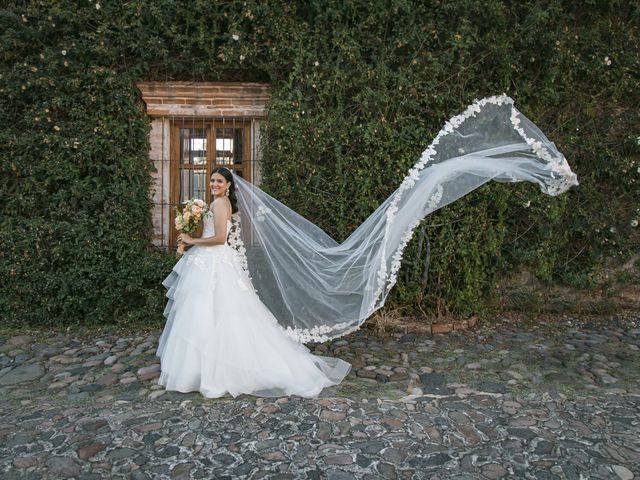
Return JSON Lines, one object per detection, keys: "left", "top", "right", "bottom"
{"left": 155, "top": 209, "right": 351, "bottom": 398}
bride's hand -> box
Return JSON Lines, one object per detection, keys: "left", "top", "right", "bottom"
{"left": 178, "top": 233, "right": 195, "bottom": 245}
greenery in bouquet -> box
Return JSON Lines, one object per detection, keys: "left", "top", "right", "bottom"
{"left": 175, "top": 199, "right": 208, "bottom": 254}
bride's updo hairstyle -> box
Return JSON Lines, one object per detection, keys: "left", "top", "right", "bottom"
{"left": 212, "top": 167, "right": 238, "bottom": 214}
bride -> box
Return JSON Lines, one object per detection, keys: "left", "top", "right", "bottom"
{"left": 156, "top": 95, "right": 578, "bottom": 398}
{"left": 156, "top": 167, "right": 351, "bottom": 398}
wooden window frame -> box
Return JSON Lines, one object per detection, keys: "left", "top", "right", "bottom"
{"left": 169, "top": 119, "right": 252, "bottom": 248}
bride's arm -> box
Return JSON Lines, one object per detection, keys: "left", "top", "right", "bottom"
{"left": 180, "top": 198, "right": 231, "bottom": 247}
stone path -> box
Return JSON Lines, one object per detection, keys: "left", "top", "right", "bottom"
{"left": 1, "top": 315, "right": 639, "bottom": 479}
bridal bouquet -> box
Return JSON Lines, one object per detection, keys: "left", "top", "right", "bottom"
{"left": 174, "top": 199, "right": 208, "bottom": 255}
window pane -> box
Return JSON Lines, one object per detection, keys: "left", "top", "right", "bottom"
{"left": 216, "top": 127, "right": 244, "bottom": 167}
{"left": 216, "top": 128, "right": 232, "bottom": 165}
{"left": 180, "top": 169, "right": 207, "bottom": 204}
{"left": 233, "top": 128, "right": 243, "bottom": 166}
{"left": 180, "top": 128, "right": 207, "bottom": 165}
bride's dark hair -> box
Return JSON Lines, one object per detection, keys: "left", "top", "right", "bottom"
{"left": 212, "top": 167, "right": 238, "bottom": 214}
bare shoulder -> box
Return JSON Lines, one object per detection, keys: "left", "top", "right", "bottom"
{"left": 212, "top": 196, "right": 231, "bottom": 207}
{"left": 212, "top": 197, "right": 232, "bottom": 215}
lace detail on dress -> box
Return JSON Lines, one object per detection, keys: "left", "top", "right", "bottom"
{"left": 227, "top": 213, "right": 249, "bottom": 273}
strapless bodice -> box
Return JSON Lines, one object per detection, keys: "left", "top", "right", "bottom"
{"left": 202, "top": 211, "right": 231, "bottom": 241}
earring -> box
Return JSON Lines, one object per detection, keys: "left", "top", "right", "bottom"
{"left": 225, "top": 188, "right": 230, "bottom": 197}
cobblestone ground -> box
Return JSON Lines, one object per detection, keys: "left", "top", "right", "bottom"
{"left": 1, "top": 316, "right": 639, "bottom": 479}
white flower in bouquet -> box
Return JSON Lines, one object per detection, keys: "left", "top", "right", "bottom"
{"left": 174, "top": 199, "right": 209, "bottom": 255}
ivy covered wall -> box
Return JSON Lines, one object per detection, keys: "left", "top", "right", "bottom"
{"left": 1, "top": 0, "right": 638, "bottom": 327}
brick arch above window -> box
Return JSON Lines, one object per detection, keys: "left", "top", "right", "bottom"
{"left": 137, "top": 81, "right": 271, "bottom": 118}
{"left": 137, "top": 82, "right": 271, "bottom": 249}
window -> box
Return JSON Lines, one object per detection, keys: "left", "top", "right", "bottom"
{"left": 137, "top": 82, "right": 270, "bottom": 249}
{"left": 169, "top": 119, "right": 253, "bottom": 247}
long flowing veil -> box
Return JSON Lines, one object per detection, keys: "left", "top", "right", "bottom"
{"left": 229, "top": 95, "right": 578, "bottom": 343}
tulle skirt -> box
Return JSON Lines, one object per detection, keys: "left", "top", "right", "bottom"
{"left": 156, "top": 244, "right": 351, "bottom": 398}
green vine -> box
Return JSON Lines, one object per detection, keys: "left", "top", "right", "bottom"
{"left": 1, "top": 0, "right": 638, "bottom": 327}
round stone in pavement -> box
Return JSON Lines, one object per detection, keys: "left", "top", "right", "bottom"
{"left": 45, "top": 457, "right": 81, "bottom": 478}
{"left": 78, "top": 442, "right": 106, "bottom": 460}
{"left": 419, "top": 372, "right": 446, "bottom": 386}
{"left": 0, "top": 364, "right": 45, "bottom": 385}
{"left": 106, "top": 447, "right": 139, "bottom": 462}
{"left": 354, "top": 439, "right": 386, "bottom": 454}
{"left": 326, "top": 470, "right": 358, "bottom": 480}
{"left": 419, "top": 372, "right": 453, "bottom": 394}
{"left": 482, "top": 463, "right": 508, "bottom": 479}
{"left": 479, "top": 382, "right": 507, "bottom": 394}
{"left": 611, "top": 465, "right": 634, "bottom": 480}
{"left": 376, "top": 462, "right": 397, "bottom": 479}
{"left": 171, "top": 462, "right": 194, "bottom": 479}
